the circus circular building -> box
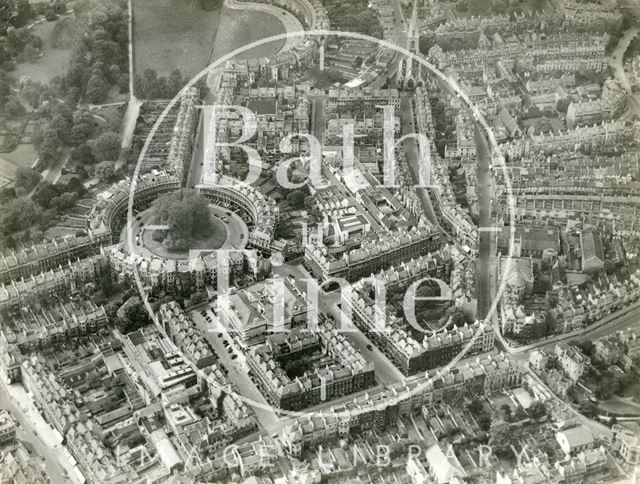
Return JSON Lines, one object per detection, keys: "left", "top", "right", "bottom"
{"left": 87, "top": 172, "right": 278, "bottom": 292}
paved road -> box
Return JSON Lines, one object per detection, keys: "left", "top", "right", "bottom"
{"left": 117, "top": 0, "right": 143, "bottom": 166}
{"left": 610, "top": 27, "right": 640, "bottom": 119}
{"left": 510, "top": 300, "right": 640, "bottom": 359}
{"left": 187, "top": 115, "right": 206, "bottom": 187}
{"left": 527, "top": 370, "right": 612, "bottom": 441}
{"left": 367, "top": 0, "right": 407, "bottom": 88}
{"left": 310, "top": 96, "right": 326, "bottom": 145}
{"left": 474, "top": 124, "right": 498, "bottom": 320}
{"left": 0, "top": 378, "right": 82, "bottom": 483}
{"left": 400, "top": 97, "right": 472, "bottom": 255}
{"left": 272, "top": 262, "right": 406, "bottom": 385}
{"left": 38, "top": 150, "right": 69, "bottom": 186}
{"left": 191, "top": 310, "right": 284, "bottom": 434}
{"left": 399, "top": 96, "right": 439, "bottom": 227}
{"left": 610, "top": 27, "right": 639, "bottom": 92}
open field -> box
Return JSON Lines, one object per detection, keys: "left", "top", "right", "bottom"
{"left": 0, "top": 144, "right": 38, "bottom": 187}
{"left": 0, "top": 144, "right": 37, "bottom": 167}
{"left": 133, "top": 0, "right": 222, "bottom": 79}
{"left": 13, "top": 18, "right": 75, "bottom": 85}
{"left": 133, "top": 0, "right": 285, "bottom": 81}
{"left": 211, "top": 6, "right": 285, "bottom": 61}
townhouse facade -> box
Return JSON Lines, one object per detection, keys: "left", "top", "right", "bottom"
{"left": 245, "top": 323, "right": 375, "bottom": 411}
{"left": 280, "top": 353, "right": 522, "bottom": 456}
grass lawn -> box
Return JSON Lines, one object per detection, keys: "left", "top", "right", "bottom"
{"left": 598, "top": 399, "right": 640, "bottom": 416}
{"left": 0, "top": 144, "right": 38, "bottom": 185}
{"left": 0, "top": 144, "right": 37, "bottom": 167}
{"left": 133, "top": 0, "right": 285, "bottom": 81}
{"left": 305, "top": 67, "right": 346, "bottom": 88}
{"left": 133, "top": 0, "right": 222, "bottom": 80}
{"left": 620, "top": 381, "right": 640, "bottom": 403}
{"left": 211, "top": 6, "right": 284, "bottom": 62}
{"left": 13, "top": 18, "right": 75, "bottom": 85}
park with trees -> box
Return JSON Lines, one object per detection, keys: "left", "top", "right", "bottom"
{"left": 0, "top": 0, "right": 132, "bottom": 244}
{"left": 149, "top": 189, "right": 217, "bottom": 252}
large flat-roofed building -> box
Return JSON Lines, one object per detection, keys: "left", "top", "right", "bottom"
{"left": 497, "top": 225, "right": 561, "bottom": 258}
{"left": 580, "top": 227, "right": 605, "bottom": 273}
{"left": 217, "top": 277, "right": 307, "bottom": 347}
{"left": 556, "top": 424, "right": 595, "bottom": 456}
{"left": 123, "top": 326, "right": 198, "bottom": 396}
{"left": 334, "top": 214, "right": 370, "bottom": 243}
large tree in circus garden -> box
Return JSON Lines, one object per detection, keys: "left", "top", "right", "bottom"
{"left": 151, "top": 189, "right": 213, "bottom": 251}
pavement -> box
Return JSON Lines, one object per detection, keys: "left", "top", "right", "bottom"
{"left": 0, "top": 377, "right": 84, "bottom": 484}
{"left": 190, "top": 309, "right": 284, "bottom": 434}
{"left": 187, "top": 114, "right": 206, "bottom": 188}
{"left": 510, "top": 300, "right": 640, "bottom": 358}
{"left": 399, "top": 95, "right": 439, "bottom": 227}
{"left": 369, "top": 0, "right": 408, "bottom": 88}
{"left": 39, "top": 150, "right": 69, "bottom": 186}
{"left": 610, "top": 27, "right": 640, "bottom": 119}
{"left": 117, "top": 0, "right": 141, "bottom": 167}
{"left": 271, "top": 262, "right": 406, "bottom": 385}
{"left": 473, "top": 122, "right": 505, "bottom": 354}
{"left": 310, "top": 96, "right": 326, "bottom": 145}
{"left": 120, "top": 204, "right": 248, "bottom": 256}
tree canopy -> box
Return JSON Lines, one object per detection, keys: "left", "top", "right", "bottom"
{"left": 92, "top": 131, "right": 121, "bottom": 161}
{"left": 151, "top": 189, "right": 213, "bottom": 251}
{"left": 0, "top": 196, "right": 42, "bottom": 235}
{"left": 14, "top": 167, "right": 41, "bottom": 192}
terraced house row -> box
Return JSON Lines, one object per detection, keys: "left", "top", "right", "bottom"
{"left": 280, "top": 353, "right": 522, "bottom": 457}
{"left": 304, "top": 225, "right": 439, "bottom": 282}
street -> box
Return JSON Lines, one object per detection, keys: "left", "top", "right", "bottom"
{"left": 310, "top": 95, "right": 326, "bottom": 145}
{"left": 187, "top": 112, "right": 207, "bottom": 188}
{"left": 0, "top": 377, "right": 83, "bottom": 483}
{"left": 38, "top": 150, "right": 70, "bottom": 186}
{"left": 609, "top": 27, "right": 640, "bottom": 119}
{"left": 272, "top": 262, "right": 406, "bottom": 385}
{"left": 191, "top": 309, "right": 285, "bottom": 434}
{"left": 399, "top": 96, "right": 440, "bottom": 226}
{"left": 510, "top": 300, "right": 640, "bottom": 359}
{"left": 369, "top": 0, "right": 408, "bottom": 88}
{"left": 474, "top": 124, "right": 496, "bottom": 319}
